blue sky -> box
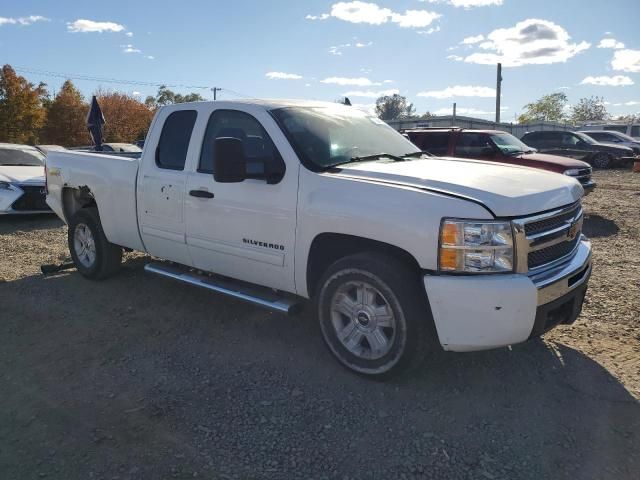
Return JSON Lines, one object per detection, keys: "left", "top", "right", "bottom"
{"left": 1, "top": 0, "right": 639, "bottom": 121}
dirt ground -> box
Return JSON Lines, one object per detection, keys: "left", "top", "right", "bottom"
{"left": 1, "top": 169, "right": 638, "bottom": 480}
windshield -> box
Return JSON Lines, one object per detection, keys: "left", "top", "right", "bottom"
{"left": 272, "top": 106, "right": 420, "bottom": 169}
{"left": 0, "top": 146, "right": 45, "bottom": 166}
{"left": 490, "top": 133, "right": 534, "bottom": 154}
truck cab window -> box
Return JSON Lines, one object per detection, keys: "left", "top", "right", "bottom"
{"left": 199, "top": 110, "right": 283, "bottom": 177}
{"left": 419, "top": 132, "right": 449, "bottom": 156}
{"left": 454, "top": 133, "right": 493, "bottom": 157}
{"left": 156, "top": 110, "right": 197, "bottom": 170}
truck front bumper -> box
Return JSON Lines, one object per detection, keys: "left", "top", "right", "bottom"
{"left": 424, "top": 238, "right": 592, "bottom": 352}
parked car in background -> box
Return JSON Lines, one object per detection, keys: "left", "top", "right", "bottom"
{"left": 0, "top": 143, "right": 50, "bottom": 214}
{"left": 404, "top": 128, "right": 595, "bottom": 193}
{"left": 520, "top": 130, "right": 635, "bottom": 169}
{"left": 97, "top": 143, "right": 142, "bottom": 153}
{"left": 36, "top": 145, "right": 67, "bottom": 155}
{"left": 46, "top": 100, "right": 592, "bottom": 378}
{"left": 578, "top": 123, "right": 640, "bottom": 140}
{"left": 579, "top": 130, "right": 640, "bottom": 155}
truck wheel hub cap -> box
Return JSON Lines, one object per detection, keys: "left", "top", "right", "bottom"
{"left": 74, "top": 223, "right": 97, "bottom": 268}
{"left": 330, "top": 281, "right": 396, "bottom": 360}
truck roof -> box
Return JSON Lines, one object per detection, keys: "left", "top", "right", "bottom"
{"left": 160, "top": 98, "right": 347, "bottom": 112}
{"left": 403, "top": 128, "right": 508, "bottom": 135}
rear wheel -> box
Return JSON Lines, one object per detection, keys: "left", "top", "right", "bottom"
{"left": 316, "top": 253, "right": 435, "bottom": 378}
{"left": 591, "top": 153, "right": 611, "bottom": 169}
{"left": 68, "top": 208, "right": 122, "bottom": 280}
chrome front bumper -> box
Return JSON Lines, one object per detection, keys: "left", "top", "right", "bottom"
{"left": 530, "top": 236, "right": 592, "bottom": 306}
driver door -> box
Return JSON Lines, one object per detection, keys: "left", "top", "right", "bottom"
{"left": 184, "top": 107, "right": 299, "bottom": 293}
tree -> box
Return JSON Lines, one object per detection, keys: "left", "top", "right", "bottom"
{"left": 0, "top": 64, "right": 48, "bottom": 143}
{"left": 615, "top": 114, "right": 640, "bottom": 123}
{"left": 518, "top": 92, "right": 568, "bottom": 123}
{"left": 145, "top": 85, "right": 205, "bottom": 108}
{"left": 96, "top": 90, "right": 155, "bottom": 143}
{"left": 375, "top": 94, "right": 415, "bottom": 121}
{"left": 571, "top": 96, "right": 609, "bottom": 122}
{"left": 41, "top": 80, "right": 90, "bottom": 147}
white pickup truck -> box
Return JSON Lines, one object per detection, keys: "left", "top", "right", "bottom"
{"left": 46, "top": 100, "right": 592, "bottom": 377}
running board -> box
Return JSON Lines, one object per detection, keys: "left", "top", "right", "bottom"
{"left": 144, "top": 262, "right": 300, "bottom": 315}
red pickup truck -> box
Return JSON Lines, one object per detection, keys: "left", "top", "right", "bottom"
{"left": 404, "top": 128, "right": 595, "bottom": 193}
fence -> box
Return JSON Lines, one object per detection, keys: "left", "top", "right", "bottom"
{"left": 386, "top": 116, "right": 576, "bottom": 139}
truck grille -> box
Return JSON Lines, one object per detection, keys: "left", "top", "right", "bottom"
{"left": 11, "top": 185, "right": 50, "bottom": 211}
{"left": 514, "top": 201, "right": 583, "bottom": 273}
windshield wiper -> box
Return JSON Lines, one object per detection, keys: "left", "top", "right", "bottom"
{"left": 402, "top": 151, "right": 433, "bottom": 158}
{"left": 330, "top": 152, "right": 406, "bottom": 167}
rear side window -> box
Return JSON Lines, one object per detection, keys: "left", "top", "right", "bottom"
{"left": 631, "top": 126, "right": 640, "bottom": 137}
{"left": 156, "top": 110, "right": 197, "bottom": 170}
{"left": 416, "top": 132, "right": 450, "bottom": 156}
{"left": 604, "top": 125, "right": 627, "bottom": 134}
{"left": 454, "top": 133, "right": 492, "bottom": 157}
{"left": 199, "top": 109, "right": 284, "bottom": 178}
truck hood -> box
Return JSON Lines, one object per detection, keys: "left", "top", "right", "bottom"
{"left": 516, "top": 152, "right": 590, "bottom": 169}
{"left": 0, "top": 165, "right": 45, "bottom": 184}
{"left": 335, "top": 157, "right": 583, "bottom": 217}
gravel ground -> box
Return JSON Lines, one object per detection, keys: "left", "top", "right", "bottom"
{"left": 1, "top": 169, "right": 639, "bottom": 480}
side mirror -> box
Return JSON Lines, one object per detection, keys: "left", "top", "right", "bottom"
{"left": 213, "top": 137, "right": 246, "bottom": 183}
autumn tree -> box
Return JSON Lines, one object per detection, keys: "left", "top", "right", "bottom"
{"left": 96, "top": 89, "right": 154, "bottom": 143}
{"left": 0, "top": 64, "right": 48, "bottom": 143}
{"left": 41, "top": 80, "right": 90, "bottom": 147}
{"left": 375, "top": 94, "right": 416, "bottom": 121}
{"left": 571, "top": 96, "right": 609, "bottom": 122}
{"left": 518, "top": 92, "right": 568, "bottom": 123}
{"left": 145, "top": 85, "right": 205, "bottom": 108}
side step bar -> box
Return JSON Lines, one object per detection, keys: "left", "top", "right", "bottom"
{"left": 144, "top": 262, "right": 300, "bottom": 315}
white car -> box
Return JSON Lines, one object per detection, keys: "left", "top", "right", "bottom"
{"left": 0, "top": 143, "right": 51, "bottom": 214}
{"left": 45, "top": 100, "right": 591, "bottom": 378}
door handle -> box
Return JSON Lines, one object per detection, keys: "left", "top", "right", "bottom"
{"left": 189, "top": 189, "right": 214, "bottom": 199}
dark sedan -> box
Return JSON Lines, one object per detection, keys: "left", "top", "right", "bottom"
{"left": 520, "top": 130, "right": 635, "bottom": 169}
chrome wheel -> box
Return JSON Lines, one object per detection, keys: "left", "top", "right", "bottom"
{"left": 330, "top": 281, "right": 396, "bottom": 360}
{"left": 73, "top": 223, "right": 96, "bottom": 268}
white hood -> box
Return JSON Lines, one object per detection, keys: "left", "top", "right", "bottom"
{"left": 0, "top": 165, "right": 45, "bottom": 184}
{"left": 337, "top": 157, "right": 583, "bottom": 217}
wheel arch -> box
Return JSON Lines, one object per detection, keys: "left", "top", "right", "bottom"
{"left": 306, "top": 232, "right": 422, "bottom": 298}
{"left": 61, "top": 186, "right": 98, "bottom": 222}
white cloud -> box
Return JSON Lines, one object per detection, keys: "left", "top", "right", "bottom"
{"left": 125, "top": 31, "right": 133, "bottom": 37}
{"left": 612, "top": 101, "right": 640, "bottom": 107}
{"left": 382, "top": 79, "right": 394, "bottom": 83}
{"left": 342, "top": 88, "right": 399, "bottom": 98}
{"left": 417, "top": 26, "right": 441, "bottom": 35}
{"left": 432, "top": 107, "right": 494, "bottom": 116}
{"left": 321, "top": 76, "right": 380, "bottom": 86}
{"left": 305, "top": 13, "right": 330, "bottom": 20}
{"left": 67, "top": 19, "right": 125, "bottom": 33}
{"left": 329, "top": 1, "right": 440, "bottom": 28}
{"left": 0, "top": 15, "right": 49, "bottom": 26}
{"left": 461, "top": 34, "right": 484, "bottom": 44}
{"left": 417, "top": 85, "right": 496, "bottom": 98}
{"left": 612, "top": 49, "right": 640, "bottom": 73}
{"left": 329, "top": 41, "right": 372, "bottom": 55}
{"left": 557, "top": 86, "right": 571, "bottom": 90}
{"left": 266, "top": 71, "right": 303, "bottom": 80}
{"left": 463, "top": 18, "right": 590, "bottom": 67}
{"left": 597, "top": 38, "right": 625, "bottom": 49}
{"left": 422, "top": 0, "right": 503, "bottom": 8}
{"left": 132, "top": 91, "right": 141, "bottom": 96}
{"left": 447, "top": 54, "right": 463, "bottom": 61}
{"left": 580, "top": 75, "right": 634, "bottom": 86}
{"left": 145, "top": 55, "right": 155, "bottom": 60}
{"left": 121, "top": 44, "right": 141, "bottom": 53}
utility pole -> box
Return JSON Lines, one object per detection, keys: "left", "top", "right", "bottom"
{"left": 452, "top": 102, "right": 457, "bottom": 125}
{"left": 211, "top": 87, "right": 222, "bottom": 100}
{"left": 495, "top": 63, "right": 502, "bottom": 123}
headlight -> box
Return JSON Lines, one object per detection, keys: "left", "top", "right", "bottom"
{"left": 564, "top": 169, "right": 581, "bottom": 176}
{"left": 439, "top": 219, "right": 514, "bottom": 273}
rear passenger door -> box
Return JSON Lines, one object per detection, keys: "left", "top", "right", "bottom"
{"left": 137, "top": 109, "right": 198, "bottom": 266}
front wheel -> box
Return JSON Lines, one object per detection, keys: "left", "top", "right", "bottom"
{"left": 591, "top": 153, "right": 611, "bottom": 169}
{"left": 316, "top": 253, "right": 434, "bottom": 378}
{"left": 68, "top": 208, "right": 122, "bottom": 280}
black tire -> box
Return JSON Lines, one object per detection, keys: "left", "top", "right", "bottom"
{"left": 67, "top": 207, "right": 122, "bottom": 280}
{"left": 591, "top": 153, "right": 611, "bottom": 169}
{"left": 315, "top": 252, "right": 436, "bottom": 379}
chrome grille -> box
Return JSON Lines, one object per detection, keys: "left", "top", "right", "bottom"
{"left": 513, "top": 201, "right": 583, "bottom": 274}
